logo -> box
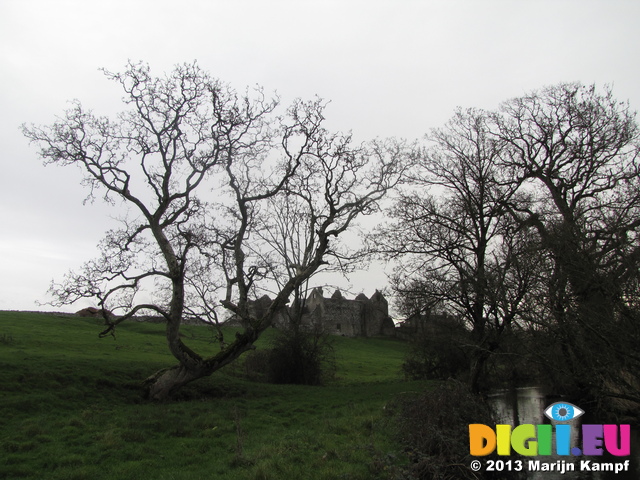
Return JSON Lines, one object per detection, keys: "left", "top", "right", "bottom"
{"left": 543, "top": 402, "right": 584, "bottom": 422}
{"left": 469, "top": 402, "right": 631, "bottom": 457}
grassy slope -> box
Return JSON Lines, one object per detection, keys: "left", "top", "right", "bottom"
{"left": 0, "top": 312, "right": 426, "bottom": 480}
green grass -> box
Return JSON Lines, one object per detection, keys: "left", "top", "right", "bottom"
{"left": 0, "top": 311, "right": 427, "bottom": 479}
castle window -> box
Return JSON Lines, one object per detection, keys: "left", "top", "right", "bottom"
{"left": 336, "top": 323, "right": 341, "bottom": 332}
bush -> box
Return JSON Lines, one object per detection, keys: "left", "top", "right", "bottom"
{"left": 266, "top": 328, "right": 336, "bottom": 385}
{"left": 392, "top": 380, "right": 522, "bottom": 480}
{"left": 242, "top": 327, "right": 336, "bottom": 385}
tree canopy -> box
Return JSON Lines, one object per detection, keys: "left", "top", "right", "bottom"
{"left": 376, "top": 83, "right": 640, "bottom": 404}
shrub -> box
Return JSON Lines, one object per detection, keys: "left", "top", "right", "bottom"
{"left": 266, "top": 328, "right": 336, "bottom": 385}
{"left": 392, "top": 380, "right": 522, "bottom": 480}
{"left": 240, "top": 327, "right": 336, "bottom": 385}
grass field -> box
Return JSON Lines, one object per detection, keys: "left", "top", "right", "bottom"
{"left": 0, "top": 311, "right": 427, "bottom": 480}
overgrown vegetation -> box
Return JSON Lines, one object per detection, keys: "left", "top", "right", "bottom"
{"left": 391, "top": 380, "right": 522, "bottom": 480}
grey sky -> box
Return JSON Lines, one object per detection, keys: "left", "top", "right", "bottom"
{"left": 2, "top": 0, "right": 639, "bottom": 311}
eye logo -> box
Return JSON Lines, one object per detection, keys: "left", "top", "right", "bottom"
{"left": 544, "top": 402, "right": 584, "bottom": 422}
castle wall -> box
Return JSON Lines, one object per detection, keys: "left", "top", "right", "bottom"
{"left": 320, "top": 299, "right": 364, "bottom": 336}
{"left": 300, "top": 288, "right": 395, "bottom": 337}
{"left": 222, "top": 288, "right": 395, "bottom": 337}
{"left": 363, "top": 290, "right": 389, "bottom": 337}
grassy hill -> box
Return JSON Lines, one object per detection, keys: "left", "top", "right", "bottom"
{"left": 0, "top": 311, "right": 426, "bottom": 480}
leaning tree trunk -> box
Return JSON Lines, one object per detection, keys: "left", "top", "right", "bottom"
{"left": 142, "top": 246, "right": 313, "bottom": 400}
{"left": 144, "top": 327, "right": 260, "bottom": 401}
{"left": 144, "top": 364, "right": 205, "bottom": 400}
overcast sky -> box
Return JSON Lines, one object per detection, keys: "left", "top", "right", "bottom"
{"left": 1, "top": 0, "right": 640, "bottom": 312}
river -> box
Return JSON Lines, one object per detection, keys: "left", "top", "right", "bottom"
{"left": 487, "top": 387, "right": 639, "bottom": 479}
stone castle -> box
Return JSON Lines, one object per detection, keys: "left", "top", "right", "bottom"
{"left": 230, "top": 287, "right": 395, "bottom": 337}
{"left": 285, "top": 287, "right": 395, "bottom": 337}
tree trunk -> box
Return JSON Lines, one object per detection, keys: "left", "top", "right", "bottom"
{"left": 144, "top": 364, "right": 205, "bottom": 401}
{"left": 469, "top": 352, "right": 488, "bottom": 394}
{"left": 144, "top": 328, "right": 260, "bottom": 400}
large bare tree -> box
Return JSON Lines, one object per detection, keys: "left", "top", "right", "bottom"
{"left": 22, "top": 62, "right": 404, "bottom": 400}
{"left": 494, "top": 82, "right": 640, "bottom": 406}
{"left": 375, "top": 108, "right": 538, "bottom": 392}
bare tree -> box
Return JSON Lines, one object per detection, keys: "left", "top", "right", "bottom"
{"left": 255, "top": 136, "right": 409, "bottom": 319}
{"left": 22, "top": 62, "right": 405, "bottom": 400}
{"left": 494, "top": 82, "right": 640, "bottom": 406}
{"left": 375, "top": 109, "right": 537, "bottom": 392}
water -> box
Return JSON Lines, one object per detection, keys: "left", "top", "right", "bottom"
{"left": 487, "top": 386, "right": 639, "bottom": 479}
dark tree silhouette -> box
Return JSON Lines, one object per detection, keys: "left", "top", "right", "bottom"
{"left": 494, "top": 83, "right": 640, "bottom": 406}
{"left": 375, "top": 108, "right": 539, "bottom": 392}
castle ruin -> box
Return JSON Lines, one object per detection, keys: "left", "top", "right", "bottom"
{"left": 226, "top": 288, "right": 396, "bottom": 337}
{"left": 297, "top": 287, "right": 396, "bottom": 337}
